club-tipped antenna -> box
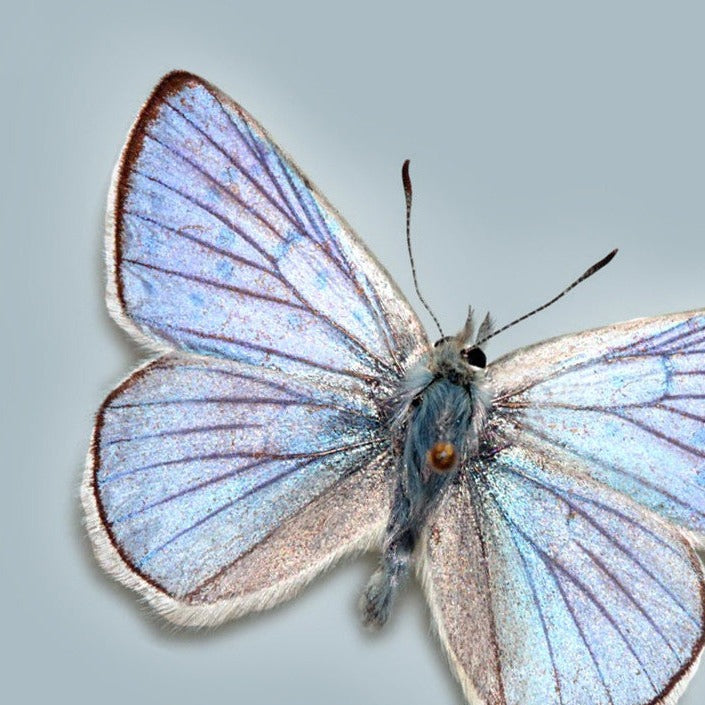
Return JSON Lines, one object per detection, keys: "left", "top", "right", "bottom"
{"left": 402, "top": 159, "right": 444, "bottom": 338}
{"left": 476, "top": 248, "right": 618, "bottom": 346}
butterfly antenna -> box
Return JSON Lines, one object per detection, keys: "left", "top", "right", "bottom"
{"left": 476, "top": 248, "right": 618, "bottom": 346}
{"left": 402, "top": 159, "right": 444, "bottom": 338}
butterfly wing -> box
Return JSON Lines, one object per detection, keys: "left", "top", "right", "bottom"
{"left": 487, "top": 310, "right": 705, "bottom": 544}
{"left": 421, "top": 444, "right": 705, "bottom": 705}
{"left": 84, "top": 72, "right": 428, "bottom": 625}
{"left": 106, "top": 70, "right": 426, "bottom": 387}
{"left": 83, "top": 355, "right": 392, "bottom": 627}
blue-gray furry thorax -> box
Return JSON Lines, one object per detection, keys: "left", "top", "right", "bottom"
{"left": 390, "top": 338, "right": 491, "bottom": 528}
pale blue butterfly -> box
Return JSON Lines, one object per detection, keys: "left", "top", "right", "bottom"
{"left": 82, "top": 71, "right": 705, "bottom": 705}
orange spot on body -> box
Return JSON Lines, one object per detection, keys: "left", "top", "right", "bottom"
{"left": 428, "top": 442, "right": 456, "bottom": 472}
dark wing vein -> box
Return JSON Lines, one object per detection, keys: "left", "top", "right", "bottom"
{"left": 123, "top": 257, "right": 305, "bottom": 309}
{"left": 493, "top": 458, "right": 699, "bottom": 621}
{"left": 494, "top": 319, "right": 704, "bottom": 403}
{"left": 162, "top": 98, "right": 303, "bottom": 232}
{"left": 495, "top": 411, "right": 705, "bottom": 522}
{"left": 482, "top": 478, "right": 658, "bottom": 696}
{"left": 133, "top": 440, "right": 378, "bottom": 567}
{"left": 212, "top": 93, "right": 402, "bottom": 369}
{"left": 477, "top": 477, "right": 610, "bottom": 704}
{"left": 130, "top": 156, "right": 396, "bottom": 375}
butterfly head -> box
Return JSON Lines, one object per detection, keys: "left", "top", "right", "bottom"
{"left": 429, "top": 337, "right": 487, "bottom": 392}
{"left": 432, "top": 337, "right": 486, "bottom": 364}
{"left": 430, "top": 307, "right": 491, "bottom": 380}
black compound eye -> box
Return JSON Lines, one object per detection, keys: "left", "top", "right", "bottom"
{"left": 433, "top": 336, "right": 453, "bottom": 348}
{"left": 461, "top": 347, "right": 487, "bottom": 368}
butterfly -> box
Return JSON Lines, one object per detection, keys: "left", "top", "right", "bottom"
{"left": 82, "top": 71, "right": 705, "bottom": 705}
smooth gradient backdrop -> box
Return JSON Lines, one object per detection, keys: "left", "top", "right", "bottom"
{"left": 2, "top": 2, "right": 704, "bottom": 704}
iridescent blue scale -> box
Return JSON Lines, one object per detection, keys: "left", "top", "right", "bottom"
{"left": 489, "top": 314, "right": 705, "bottom": 537}
{"left": 83, "top": 71, "right": 705, "bottom": 705}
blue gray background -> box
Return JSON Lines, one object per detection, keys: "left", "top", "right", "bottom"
{"left": 2, "top": 1, "right": 704, "bottom": 703}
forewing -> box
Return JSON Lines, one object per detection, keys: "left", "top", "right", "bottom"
{"left": 82, "top": 355, "right": 392, "bottom": 626}
{"left": 108, "top": 71, "right": 427, "bottom": 386}
{"left": 422, "top": 445, "right": 705, "bottom": 705}
{"left": 488, "top": 310, "right": 705, "bottom": 543}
